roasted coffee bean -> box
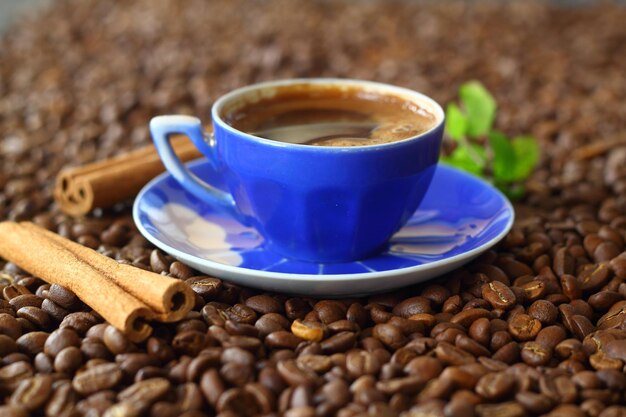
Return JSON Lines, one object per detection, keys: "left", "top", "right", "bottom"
{"left": 9, "top": 374, "right": 53, "bottom": 411}
{"left": 528, "top": 300, "right": 559, "bottom": 325}
{"left": 245, "top": 294, "right": 283, "bottom": 314}
{"left": 9, "top": 294, "right": 42, "bottom": 310}
{"left": 185, "top": 276, "right": 222, "bottom": 298}
{"left": 328, "top": 319, "right": 360, "bottom": 334}
{"left": 443, "top": 295, "right": 463, "bottom": 314}
{"left": 0, "top": 313, "right": 21, "bottom": 339}
{"left": 16, "top": 331, "right": 49, "bottom": 356}
{"left": 284, "top": 298, "right": 311, "bottom": 321}
{"left": 435, "top": 342, "right": 476, "bottom": 366}
{"left": 199, "top": 368, "right": 224, "bottom": 407}
{"left": 0, "top": 334, "right": 18, "bottom": 356}
{"left": 391, "top": 296, "right": 431, "bottom": 318}
{"left": 468, "top": 318, "right": 491, "bottom": 346}
{"left": 597, "top": 301, "right": 626, "bottom": 330}
{"left": 149, "top": 250, "right": 169, "bottom": 274}
{"left": 590, "top": 351, "right": 623, "bottom": 371}
{"left": 372, "top": 324, "right": 406, "bottom": 350}
{"left": 490, "top": 330, "right": 513, "bottom": 351}
{"left": 225, "top": 320, "right": 256, "bottom": 338}
{"left": 40, "top": 299, "right": 69, "bottom": 322}
{"left": 589, "top": 291, "right": 623, "bottom": 312}
{"left": 376, "top": 375, "right": 425, "bottom": 395}
{"left": 476, "top": 402, "right": 525, "bottom": 417}
{"left": 45, "top": 381, "right": 77, "bottom": 416}
{"left": 0, "top": 299, "right": 15, "bottom": 316}
{"left": 451, "top": 308, "right": 490, "bottom": 327}
{"left": 216, "top": 387, "right": 262, "bottom": 415}
{"left": 320, "top": 331, "right": 356, "bottom": 354}
{"left": 114, "top": 353, "right": 155, "bottom": 380}
{"left": 220, "top": 347, "right": 254, "bottom": 367}
{"left": 291, "top": 320, "right": 325, "bottom": 342}
{"left": 561, "top": 274, "right": 582, "bottom": 300}
{"left": 604, "top": 339, "right": 626, "bottom": 362}
{"left": 169, "top": 261, "right": 195, "bottom": 279}
{"left": 519, "top": 280, "right": 547, "bottom": 301}
{"left": 16, "top": 306, "right": 50, "bottom": 329}
{"left": 16, "top": 318, "right": 36, "bottom": 334}
{"left": 54, "top": 346, "right": 83, "bottom": 374}
{"left": 44, "top": 328, "right": 81, "bottom": 357}
{"left": 554, "top": 247, "right": 576, "bottom": 276}
{"left": 33, "top": 352, "right": 53, "bottom": 373}
{"left": 536, "top": 325, "right": 567, "bottom": 349}
{"left": 594, "top": 242, "right": 620, "bottom": 263}
{"left": 455, "top": 334, "right": 490, "bottom": 357}
{"left": 47, "top": 285, "right": 79, "bottom": 309}
{"left": 177, "top": 318, "right": 207, "bottom": 334}
{"left": 521, "top": 341, "right": 552, "bottom": 366}
{"left": 72, "top": 362, "right": 122, "bottom": 395}
{"left": 3, "top": 284, "right": 31, "bottom": 301}
{"left": 516, "top": 391, "right": 554, "bottom": 414}
{"left": 297, "top": 354, "right": 332, "bottom": 374}
{"left": 346, "top": 350, "right": 381, "bottom": 377}
{"left": 508, "top": 314, "right": 541, "bottom": 341}
{"left": 314, "top": 301, "right": 346, "bottom": 324}
{"left": 172, "top": 331, "right": 206, "bottom": 356}
{"left": 0, "top": 405, "right": 29, "bottom": 417}
{"left": 254, "top": 314, "right": 289, "bottom": 339}
{"left": 223, "top": 335, "right": 262, "bottom": 351}
{"left": 226, "top": 304, "right": 257, "bottom": 324}
{"left": 570, "top": 315, "right": 595, "bottom": 340}
{"left": 277, "top": 359, "right": 319, "bottom": 387}
{"left": 579, "top": 263, "right": 611, "bottom": 291}
{"left": 404, "top": 356, "right": 443, "bottom": 380}
{"left": 0, "top": 361, "right": 34, "bottom": 391}
{"left": 102, "top": 325, "right": 133, "bottom": 354}
{"left": 265, "top": 331, "right": 304, "bottom": 350}
{"left": 492, "top": 342, "right": 521, "bottom": 364}
{"left": 476, "top": 372, "right": 516, "bottom": 400}
{"left": 60, "top": 312, "right": 99, "bottom": 335}
{"left": 482, "top": 281, "right": 516, "bottom": 310}
{"left": 119, "top": 377, "right": 171, "bottom": 404}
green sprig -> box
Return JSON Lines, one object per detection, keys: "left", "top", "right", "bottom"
{"left": 441, "top": 81, "right": 540, "bottom": 200}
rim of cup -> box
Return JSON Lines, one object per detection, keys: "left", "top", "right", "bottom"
{"left": 211, "top": 78, "right": 445, "bottom": 151}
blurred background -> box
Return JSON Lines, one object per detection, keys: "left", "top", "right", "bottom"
{"left": 0, "top": 0, "right": 625, "bottom": 217}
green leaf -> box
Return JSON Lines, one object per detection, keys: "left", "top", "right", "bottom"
{"left": 488, "top": 131, "right": 517, "bottom": 182}
{"left": 440, "top": 144, "right": 486, "bottom": 176}
{"left": 459, "top": 81, "right": 496, "bottom": 137}
{"left": 510, "top": 135, "right": 540, "bottom": 181}
{"left": 445, "top": 103, "right": 467, "bottom": 142}
{"left": 503, "top": 183, "right": 526, "bottom": 200}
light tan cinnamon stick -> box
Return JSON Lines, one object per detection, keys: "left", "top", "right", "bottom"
{"left": 54, "top": 135, "right": 203, "bottom": 216}
{"left": 572, "top": 134, "right": 626, "bottom": 160}
{"left": 21, "top": 222, "right": 195, "bottom": 322}
{"left": 0, "top": 222, "right": 153, "bottom": 342}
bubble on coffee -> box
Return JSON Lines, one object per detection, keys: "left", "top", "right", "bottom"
{"left": 223, "top": 85, "right": 437, "bottom": 147}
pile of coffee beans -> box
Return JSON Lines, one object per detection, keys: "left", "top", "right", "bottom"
{"left": 1, "top": 1, "right": 626, "bottom": 416}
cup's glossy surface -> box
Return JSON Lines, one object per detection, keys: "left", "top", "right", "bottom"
{"left": 150, "top": 79, "right": 444, "bottom": 262}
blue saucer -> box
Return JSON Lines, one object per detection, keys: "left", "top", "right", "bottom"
{"left": 133, "top": 159, "right": 514, "bottom": 296}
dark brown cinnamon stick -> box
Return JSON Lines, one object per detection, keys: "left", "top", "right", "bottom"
{"left": 54, "top": 135, "right": 203, "bottom": 216}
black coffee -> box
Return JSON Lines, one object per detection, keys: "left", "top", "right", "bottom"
{"left": 223, "top": 84, "right": 437, "bottom": 147}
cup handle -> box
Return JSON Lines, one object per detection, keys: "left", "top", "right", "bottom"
{"left": 150, "top": 115, "right": 238, "bottom": 215}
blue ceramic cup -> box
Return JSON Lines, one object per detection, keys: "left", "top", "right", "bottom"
{"left": 150, "top": 79, "right": 444, "bottom": 263}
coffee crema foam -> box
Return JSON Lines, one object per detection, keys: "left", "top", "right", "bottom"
{"left": 223, "top": 85, "right": 437, "bottom": 147}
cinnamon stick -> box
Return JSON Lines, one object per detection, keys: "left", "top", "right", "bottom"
{"left": 21, "top": 222, "right": 195, "bottom": 322}
{"left": 54, "top": 135, "right": 203, "bottom": 216}
{"left": 0, "top": 222, "right": 153, "bottom": 342}
{"left": 572, "top": 134, "right": 626, "bottom": 160}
